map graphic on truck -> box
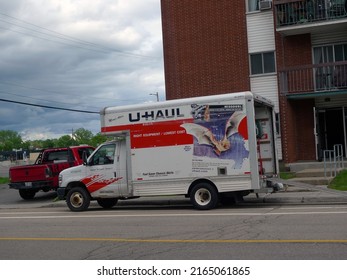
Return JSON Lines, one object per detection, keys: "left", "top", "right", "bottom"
{"left": 181, "top": 104, "right": 249, "bottom": 169}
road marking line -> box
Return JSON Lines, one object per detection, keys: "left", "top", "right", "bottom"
{"left": 0, "top": 210, "right": 347, "bottom": 219}
{"left": 0, "top": 237, "right": 347, "bottom": 244}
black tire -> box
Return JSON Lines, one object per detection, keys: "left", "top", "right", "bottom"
{"left": 219, "top": 195, "right": 237, "bottom": 206}
{"left": 19, "top": 189, "right": 36, "bottom": 200}
{"left": 66, "top": 187, "right": 90, "bottom": 212}
{"left": 97, "top": 198, "right": 118, "bottom": 209}
{"left": 190, "top": 182, "right": 219, "bottom": 210}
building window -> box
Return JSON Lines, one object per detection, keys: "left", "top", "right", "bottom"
{"left": 248, "top": 0, "right": 259, "bottom": 12}
{"left": 313, "top": 43, "right": 347, "bottom": 64}
{"left": 313, "top": 43, "right": 347, "bottom": 90}
{"left": 250, "top": 52, "right": 276, "bottom": 75}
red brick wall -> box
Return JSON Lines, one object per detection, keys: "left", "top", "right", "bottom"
{"left": 276, "top": 34, "right": 316, "bottom": 162}
{"left": 282, "top": 34, "right": 312, "bottom": 67}
{"left": 294, "top": 99, "right": 316, "bottom": 160}
{"left": 161, "top": 0, "right": 250, "bottom": 99}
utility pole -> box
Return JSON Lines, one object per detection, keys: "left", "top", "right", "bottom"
{"left": 149, "top": 92, "right": 159, "bottom": 102}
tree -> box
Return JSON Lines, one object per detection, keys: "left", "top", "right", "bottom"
{"left": 42, "top": 139, "right": 56, "bottom": 149}
{"left": 91, "top": 133, "right": 109, "bottom": 147}
{"left": 56, "top": 135, "right": 77, "bottom": 147}
{"left": 73, "top": 128, "right": 93, "bottom": 145}
{"left": 0, "top": 130, "right": 23, "bottom": 151}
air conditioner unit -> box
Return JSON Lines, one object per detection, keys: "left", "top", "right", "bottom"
{"left": 259, "top": 0, "right": 272, "bottom": 11}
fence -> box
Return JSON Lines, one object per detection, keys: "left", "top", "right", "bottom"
{"left": 323, "top": 144, "right": 345, "bottom": 177}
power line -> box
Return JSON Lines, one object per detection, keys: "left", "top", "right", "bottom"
{"left": 0, "top": 26, "right": 109, "bottom": 54}
{"left": 0, "top": 13, "right": 108, "bottom": 49}
{"left": 0, "top": 98, "right": 99, "bottom": 114}
{"left": 0, "top": 12, "right": 159, "bottom": 59}
{"left": 0, "top": 82, "right": 152, "bottom": 104}
{"left": 0, "top": 90, "right": 99, "bottom": 110}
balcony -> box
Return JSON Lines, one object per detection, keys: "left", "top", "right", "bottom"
{"left": 274, "top": 0, "right": 347, "bottom": 35}
{"left": 278, "top": 61, "right": 347, "bottom": 97}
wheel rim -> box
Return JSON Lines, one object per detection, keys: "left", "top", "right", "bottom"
{"left": 194, "top": 188, "right": 211, "bottom": 206}
{"left": 70, "top": 192, "right": 83, "bottom": 208}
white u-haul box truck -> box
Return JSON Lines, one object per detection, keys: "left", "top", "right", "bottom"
{"left": 58, "top": 92, "right": 282, "bottom": 211}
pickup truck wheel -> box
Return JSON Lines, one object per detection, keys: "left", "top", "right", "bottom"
{"left": 190, "top": 182, "right": 219, "bottom": 210}
{"left": 66, "top": 187, "right": 90, "bottom": 212}
{"left": 19, "top": 189, "right": 36, "bottom": 200}
{"left": 97, "top": 198, "right": 118, "bottom": 209}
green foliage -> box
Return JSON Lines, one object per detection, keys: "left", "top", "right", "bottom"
{"left": 56, "top": 135, "right": 77, "bottom": 147}
{"left": 73, "top": 128, "right": 94, "bottom": 145}
{"left": 280, "top": 172, "right": 296, "bottom": 180}
{"left": 328, "top": 170, "right": 347, "bottom": 191}
{"left": 0, "top": 129, "right": 110, "bottom": 151}
{"left": 0, "top": 177, "right": 9, "bottom": 184}
{"left": 90, "top": 133, "right": 110, "bottom": 147}
{"left": 0, "top": 130, "right": 23, "bottom": 151}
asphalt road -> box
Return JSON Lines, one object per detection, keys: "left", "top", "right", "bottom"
{"left": 1, "top": 183, "right": 347, "bottom": 260}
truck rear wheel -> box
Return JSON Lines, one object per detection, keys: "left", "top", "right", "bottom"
{"left": 97, "top": 198, "right": 118, "bottom": 209}
{"left": 66, "top": 187, "right": 90, "bottom": 212}
{"left": 190, "top": 182, "right": 219, "bottom": 210}
{"left": 19, "top": 189, "right": 36, "bottom": 200}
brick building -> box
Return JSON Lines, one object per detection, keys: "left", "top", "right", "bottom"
{"left": 161, "top": 0, "right": 347, "bottom": 163}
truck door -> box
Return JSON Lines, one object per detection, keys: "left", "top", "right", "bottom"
{"left": 84, "top": 142, "right": 122, "bottom": 197}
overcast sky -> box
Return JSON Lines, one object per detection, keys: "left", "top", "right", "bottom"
{"left": 0, "top": 0, "right": 164, "bottom": 141}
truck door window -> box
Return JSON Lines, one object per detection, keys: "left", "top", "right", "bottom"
{"left": 90, "top": 144, "right": 116, "bottom": 165}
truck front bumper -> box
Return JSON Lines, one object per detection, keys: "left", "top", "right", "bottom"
{"left": 56, "top": 187, "right": 66, "bottom": 200}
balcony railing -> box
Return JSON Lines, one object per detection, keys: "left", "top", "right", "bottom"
{"left": 278, "top": 61, "right": 347, "bottom": 95}
{"left": 274, "top": 0, "right": 347, "bottom": 27}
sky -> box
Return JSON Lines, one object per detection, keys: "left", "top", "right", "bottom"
{"left": 0, "top": 0, "right": 165, "bottom": 141}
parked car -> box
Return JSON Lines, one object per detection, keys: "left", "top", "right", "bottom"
{"left": 9, "top": 145, "right": 94, "bottom": 199}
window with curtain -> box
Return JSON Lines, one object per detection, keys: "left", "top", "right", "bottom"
{"left": 313, "top": 44, "right": 347, "bottom": 89}
{"left": 313, "top": 44, "right": 347, "bottom": 64}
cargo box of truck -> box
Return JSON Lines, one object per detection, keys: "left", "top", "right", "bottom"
{"left": 57, "top": 92, "right": 282, "bottom": 211}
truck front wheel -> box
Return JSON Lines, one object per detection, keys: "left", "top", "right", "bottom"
{"left": 66, "top": 187, "right": 90, "bottom": 212}
{"left": 190, "top": 182, "right": 219, "bottom": 210}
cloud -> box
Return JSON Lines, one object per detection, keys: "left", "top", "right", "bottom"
{"left": 0, "top": 0, "right": 164, "bottom": 141}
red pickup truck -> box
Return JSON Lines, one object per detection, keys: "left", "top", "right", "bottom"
{"left": 9, "top": 145, "right": 94, "bottom": 200}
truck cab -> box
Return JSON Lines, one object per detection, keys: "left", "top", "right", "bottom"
{"left": 58, "top": 140, "right": 129, "bottom": 210}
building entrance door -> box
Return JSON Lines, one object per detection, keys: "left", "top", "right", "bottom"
{"left": 314, "top": 107, "right": 346, "bottom": 160}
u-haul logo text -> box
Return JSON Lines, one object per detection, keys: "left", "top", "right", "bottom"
{"left": 129, "top": 108, "right": 184, "bottom": 122}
